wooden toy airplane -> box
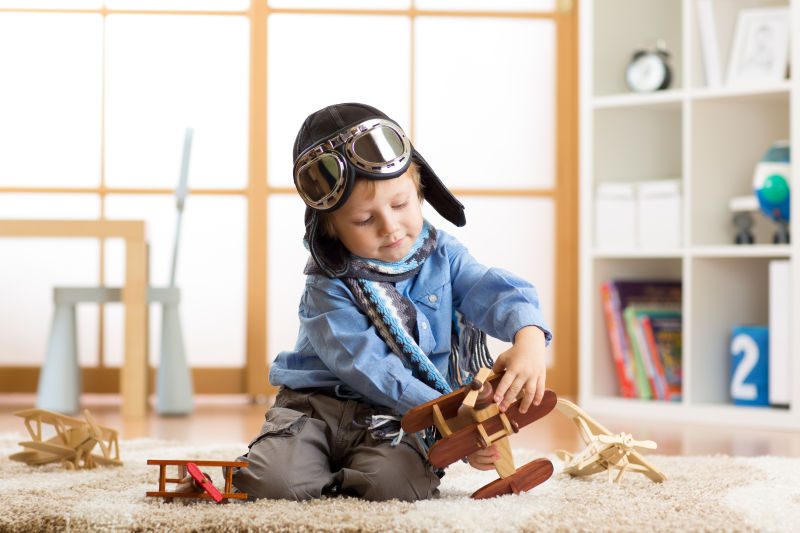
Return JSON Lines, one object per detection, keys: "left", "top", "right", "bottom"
{"left": 402, "top": 368, "right": 557, "bottom": 499}
{"left": 555, "top": 398, "right": 666, "bottom": 483}
{"left": 146, "top": 459, "right": 249, "bottom": 502}
{"left": 9, "top": 408, "right": 122, "bottom": 470}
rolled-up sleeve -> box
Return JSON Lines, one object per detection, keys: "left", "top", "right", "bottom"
{"left": 301, "top": 276, "right": 441, "bottom": 413}
{"left": 444, "top": 234, "right": 552, "bottom": 345}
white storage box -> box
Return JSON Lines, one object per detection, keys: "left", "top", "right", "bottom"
{"left": 595, "top": 182, "right": 636, "bottom": 250}
{"left": 637, "top": 179, "right": 682, "bottom": 249}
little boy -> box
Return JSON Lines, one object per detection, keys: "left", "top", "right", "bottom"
{"left": 232, "top": 103, "right": 552, "bottom": 501}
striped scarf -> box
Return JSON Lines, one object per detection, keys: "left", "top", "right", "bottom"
{"left": 305, "top": 221, "right": 493, "bottom": 394}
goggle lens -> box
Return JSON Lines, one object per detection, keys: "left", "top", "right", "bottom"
{"left": 351, "top": 126, "right": 406, "bottom": 166}
{"left": 296, "top": 152, "right": 345, "bottom": 205}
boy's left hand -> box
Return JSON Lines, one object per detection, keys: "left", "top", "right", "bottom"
{"left": 467, "top": 445, "right": 501, "bottom": 471}
{"left": 491, "top": 325, "right": 546, "bottom": 415}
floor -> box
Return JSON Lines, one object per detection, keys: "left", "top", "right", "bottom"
{"left": 3, "top": 393, "right": 800, "bottom": 458}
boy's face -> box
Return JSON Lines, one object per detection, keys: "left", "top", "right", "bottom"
{"left": 329, "top": 171, "right": 424, "bottom": 263}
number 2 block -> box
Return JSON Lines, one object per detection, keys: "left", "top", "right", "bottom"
{"left": 730, "top": 326, "right": 769, "bottom": 406}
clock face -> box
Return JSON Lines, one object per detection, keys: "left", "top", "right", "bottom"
{"left": 626, "top": 53, "right": 669, "bottom": 93}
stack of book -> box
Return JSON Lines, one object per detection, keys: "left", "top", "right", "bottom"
{"left": 600, "top": 279, "right": 682, "bottom": 401}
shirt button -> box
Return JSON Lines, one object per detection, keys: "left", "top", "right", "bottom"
{"left": 421, "top": 323, "right": 428, "bottom": 330}
{"left": 428, "top": 294, "right": 438, "bottom": 303}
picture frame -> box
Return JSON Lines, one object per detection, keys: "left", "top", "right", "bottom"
{"left": 725, "top": 7, "right": 790, "bottom": 87}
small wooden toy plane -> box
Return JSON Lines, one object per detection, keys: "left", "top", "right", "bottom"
{"left": 146, "top": 459, "right": 249, "bottom": 503}
{"left": 555, "top": 398, "right": 666, "bottom": 483}
{"left": 401, "top": 368, "right": 557, "bottom": 499}
{"left": 9, "top": 408, "right": 122, "bottom": 469}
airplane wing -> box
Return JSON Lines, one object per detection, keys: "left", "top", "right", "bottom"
{"left": 18, "top": 441, "right": 78, "bottom": 459}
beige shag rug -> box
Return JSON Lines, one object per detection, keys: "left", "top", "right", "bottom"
{"left": 1, "top": 433, "right": 799, "bottom": 533}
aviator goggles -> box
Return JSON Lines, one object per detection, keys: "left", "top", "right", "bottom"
{"left": 293, "top": 118, "right": 412, "bottom": 212}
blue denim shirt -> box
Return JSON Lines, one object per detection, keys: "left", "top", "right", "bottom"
{"left": 269, "top": 230, "right": 552, "bottom": 414}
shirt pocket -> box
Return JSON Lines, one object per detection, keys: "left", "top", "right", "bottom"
{"left": 413, "top": 282, "right": 445, "bottom": 311}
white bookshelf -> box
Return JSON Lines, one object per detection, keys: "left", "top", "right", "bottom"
{"left": 578, "top": 0, "right": 799, "bottom": 429}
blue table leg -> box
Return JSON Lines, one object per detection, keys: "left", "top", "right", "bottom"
{"left": 37, "top": 303, "right": 80, "bottom": 414}
{"left": 156, "top": 301, "right": 194, "bottom": 415}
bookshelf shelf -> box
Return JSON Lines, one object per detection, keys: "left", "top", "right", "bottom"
{"left": 579, "top": 0, "right": 799, "bottom": 429}
{"left": 593, "top": 245, "right": 792, "bottom": 259}
{"left": 689, "top": 244, "right": 792, "bottom": 258}
{"left": 586, "top": 83, "right": 791, "bottom": 108}
{"left": 584, "top": 396, "right": 795, "bottom": 430}
{"left": 593, "top": 90, "right": 684, "bottom": 109}
{"left": 689, "top": 81, "right": 791, "bottom": 101}
{"left": 592, "top": 250, "right": 685, "bottom": 259}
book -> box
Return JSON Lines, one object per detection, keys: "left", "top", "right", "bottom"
{"left": 612, "top": 280, "right": 682, "bottom": 309}
{"left": 647, "top": 313, "right": 683, "bottom": 400}
{"left": 601, "top": 282, "right": 637, "bottom": 398}
{"left": 601, "top": 280, "right": 682, "bottom": 399}
{"left": 622, "top": 306, "right": 681, "bottom": 400}
{"left": 624, "top": 306, "right": 655, "bottom": 400}
{"left": 640, "top": 315, "right": 668, "bottom": 400}
{"left": 696, "top": 0, "right": 723, "bottom": 87}
{"left": 639, "top": 309, "right": 682, "bottom": 401}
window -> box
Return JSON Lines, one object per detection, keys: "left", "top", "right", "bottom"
{"left": 0, "top": 1, "right": 577, "bottom": 396}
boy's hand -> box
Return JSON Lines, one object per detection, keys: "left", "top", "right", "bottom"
{"left": 467, "top": 445, "right": 500, "bottom": 471}
{"left": 491, "top": 326, "right": 547, "bottom": 415}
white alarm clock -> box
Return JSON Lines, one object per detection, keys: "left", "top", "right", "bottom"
{"left": 625, "top": 42, "right": 672, "bottom": 93}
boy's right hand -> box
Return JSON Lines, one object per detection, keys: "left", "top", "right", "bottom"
{"left": 466, "top": 445, "right": 500, "bottom": 471}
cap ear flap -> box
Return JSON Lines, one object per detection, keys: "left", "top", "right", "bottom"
{"left": 412, "top": 152, "right": 466, "bottom": 227}
{"left": 304, "top": 208, "right": 351, "bottom": 278}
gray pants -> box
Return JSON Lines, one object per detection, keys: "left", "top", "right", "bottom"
{"left": 232, "top": 387, "right": 441, "bottom": 502}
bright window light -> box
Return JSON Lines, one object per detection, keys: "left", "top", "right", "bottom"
{"left": 0, "top": 13, "right": 103, "bottom": 187}
{"left": 415, "top": 16, "right": 556, "bottom": 189}
{"left": 105, "top": 15, "right": 249, "bottom": 189}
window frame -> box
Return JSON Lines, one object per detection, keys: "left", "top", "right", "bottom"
{"left": 0, "top": 0, "right": 578, "bottom": 398}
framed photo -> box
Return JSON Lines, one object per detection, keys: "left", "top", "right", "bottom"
{"left": 726, "top": 7, "right": 790, "bottom": 86}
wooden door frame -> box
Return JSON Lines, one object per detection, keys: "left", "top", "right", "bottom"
{"left": 550, "top": 0, "right": 579, "bottom": 396}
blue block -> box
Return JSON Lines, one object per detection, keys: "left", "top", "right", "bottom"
{"left": 730, "top": 326, "right": 769, "bottom": 406}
